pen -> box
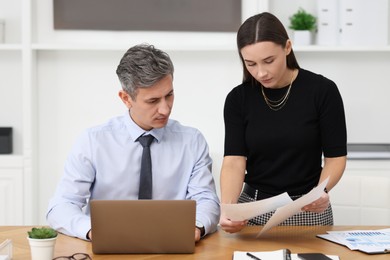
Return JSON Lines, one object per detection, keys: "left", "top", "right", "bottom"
{"left": 246, "top": 252, "right": 261, "bottom": 260}
{"left": 284, "top": 249, "right": 292, "bottom": 260}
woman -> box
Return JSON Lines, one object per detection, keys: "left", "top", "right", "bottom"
{"left": 219, "top": 12, "right": 347, "bottom": 233}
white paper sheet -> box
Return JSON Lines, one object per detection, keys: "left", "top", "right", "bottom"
{"left": 220, "top": 178, "right": 329, "bottom": 236}
{"left": 233, "top": 249, "right": 284, "bottom": 260}
{"left": 257, "top": 178, "right": 329, "bottom": 236}
{"left": 221, "top": 192, "right": 293, "bottom": 221}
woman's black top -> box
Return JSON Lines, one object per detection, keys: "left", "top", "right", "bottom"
{"left": 223, "top": 68, "right": 347, "bottom": 196}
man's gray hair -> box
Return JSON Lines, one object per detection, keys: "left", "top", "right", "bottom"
{"left": 116, "top": 43, "right": 174, "bottom": 100}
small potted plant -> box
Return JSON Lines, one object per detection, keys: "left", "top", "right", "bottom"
{"left": 289, "top": 8, "right": 317, "bottom": 45}
{"left": 27, "top": 227, "right": 58, "bottom": 260}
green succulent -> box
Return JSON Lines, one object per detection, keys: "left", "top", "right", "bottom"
{"left": 289, "top": 8, "right": 317, "bottom": 31}
{"left": 27, "top": 227, "right": 58, "bottom": 239}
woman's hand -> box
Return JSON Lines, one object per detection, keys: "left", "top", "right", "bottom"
{"left": 219, "top": 216, "right": 247, "bottom": 233}
{"left": 301, "top": 191, "right": 330, "bottom": 213}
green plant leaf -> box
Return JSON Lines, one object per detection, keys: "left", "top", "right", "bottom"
{"left": 289, "top": 8, "right": 317, "bottom": 31}
{"left": 27, "top": 227, "right": 58, "bottom": 239}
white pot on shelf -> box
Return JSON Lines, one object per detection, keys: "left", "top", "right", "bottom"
{"left": 293, "top": 30, "right": 313, "bottom": 46}
{"left": 27, "top": 237, "right": 57, "bottom": 260}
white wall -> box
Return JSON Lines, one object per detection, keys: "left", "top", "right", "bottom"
{"left": 36, "top": 49, "right": 390, "bottom": 226}
{"left": 10, "top": 0, "right": 389, "bottom": 225}
{"left": 34, "top": 0, "right": 263, "bottom": 224}
{"left": 37, "top": 50, "right": 242, "bottom": 224}
{"left": 295, "top": 51, "right": 390, "bottom": 143}
{"left": 36, "top": 49, "right": 390, "bottom": 224}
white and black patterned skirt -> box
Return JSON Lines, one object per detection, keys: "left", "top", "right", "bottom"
{"left": 238, "top": 189, "right": 333, "bottom": 226}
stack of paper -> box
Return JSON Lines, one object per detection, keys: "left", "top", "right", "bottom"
{"left": 0, "top": 239, "right": 12, "bottom": 260}
{"left": 317, "top": 228, "right": 390, "bottom": 254}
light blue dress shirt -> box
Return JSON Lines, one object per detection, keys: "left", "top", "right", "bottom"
{"left": 46, "top": 112, "right": 220, "bottom": 240}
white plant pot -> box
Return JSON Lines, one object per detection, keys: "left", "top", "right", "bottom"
{"left": 293, "top": 30, "right": 312, "bottom": 46}
{"left": 27, "top": 237, "right": 57, "bottom": 260}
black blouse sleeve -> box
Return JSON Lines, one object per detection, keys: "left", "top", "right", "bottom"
{"left": 223, "top": 86, "right": 247, "bottom": 157}
{"left": 317, "top": 76, "right": 347, "bottom": 157}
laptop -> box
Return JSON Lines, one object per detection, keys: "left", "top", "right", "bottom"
{"left": 90, "top": 199, "right": 196, "bottom": 254}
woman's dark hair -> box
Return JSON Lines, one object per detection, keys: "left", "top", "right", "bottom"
{"left": 237, "top": 12, "right": 300, "bottom": 83}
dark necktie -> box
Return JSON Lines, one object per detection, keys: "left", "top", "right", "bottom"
{"left": 138, "top": 135, "right": 154, "bottom": 199}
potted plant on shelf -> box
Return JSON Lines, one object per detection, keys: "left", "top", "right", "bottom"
{"left": 289, "top": 8, "right": 317, "bottom": 45}
{"left": 27, "top": 227, "right": 58, "bottom": 260}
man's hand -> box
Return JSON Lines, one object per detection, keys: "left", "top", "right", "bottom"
{"left": 302, "top": 191, "right": 330, "bottom": 213}
{"left": 195, "top": 228, "right": 201, "bottom": 242}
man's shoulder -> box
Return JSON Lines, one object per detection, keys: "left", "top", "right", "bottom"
{"left": 163, "top": 120, "right": 209, "bottom": 149}
{"left": 84, "top": 115, "right": 127, "bottom": 135}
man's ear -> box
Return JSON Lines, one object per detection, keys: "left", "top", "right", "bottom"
{"left": 118, "top": 90, "right": 133, "bottom": 109}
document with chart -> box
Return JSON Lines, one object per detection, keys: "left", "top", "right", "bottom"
{"left": 317, "top": 228, "right": 390, "bottom": 254}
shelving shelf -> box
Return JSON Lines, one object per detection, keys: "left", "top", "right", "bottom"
{"left": 0, "top": 155, "right": 23, "bottom": 168}
{"left": 31, "top": 42, "right": 238, "bottom": 52}
{"left": 0, "top": 44, "right": 23, "bottom": 50}
{"left": 294, "top": 45, "right": 390, "bottom": 52}
{"left": 26, "top": 43, "right": 390, "bottom": 52}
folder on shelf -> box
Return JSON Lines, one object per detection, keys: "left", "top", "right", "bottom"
{"left": 316, "top": 0, "right": 339, "bottom": 45}
{"left": 339, "top": 0, "right": 388, "bottom": 46}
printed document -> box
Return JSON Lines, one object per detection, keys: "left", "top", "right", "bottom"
{"left": 317, "top": 228, "right": 390, "bottom": 254}
{"left": 221, "top": 178, "right": 329, "bottom": 236}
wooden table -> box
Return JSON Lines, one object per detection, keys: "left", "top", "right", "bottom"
{"left": 1, "top": 226, "right": 389, "bottom": 259}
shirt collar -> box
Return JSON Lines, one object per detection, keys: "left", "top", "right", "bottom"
{"left": 124, "top": 111, "right": 164, "bottom": 143}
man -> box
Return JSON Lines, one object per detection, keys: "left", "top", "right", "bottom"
{"left": 46, "top": 44, "right": 220, "bottom": 242}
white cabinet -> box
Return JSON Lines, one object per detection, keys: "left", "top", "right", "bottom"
{"left": 0, "top": 0, "right": 36, "bottom": 225}
{"left": 0, "top": 0, "right": 24, "bottom": 226}
{"left": 332, "top": 160, "right": 390, "bottom": 225}
{"left": 0, "top": 156, "right": 23, "bottom": 225}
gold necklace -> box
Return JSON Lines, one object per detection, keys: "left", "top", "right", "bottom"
{"left": 261, "top": 70, "right": 295, "bottom": 111}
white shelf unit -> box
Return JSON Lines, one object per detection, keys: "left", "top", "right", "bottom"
{"left": 0, "top": 44, "right": 23, "bottom": 50}
{"left": 1, "top": 0, "right": 390, "bottom": 225}
{"left": 0, "top": 0, "right": 36, "bottom": 225}
{"left": 0, "top": 155, "right": 24, "bottom": 225}
{"left": 332, "top": 160, "right": 390, "bottom": 225}
{"left": 29, "top": 44, "right": 390, "bottom": 52}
